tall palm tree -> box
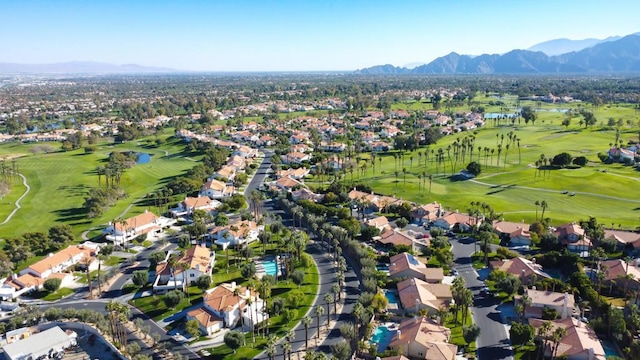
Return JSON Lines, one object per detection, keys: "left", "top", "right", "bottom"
{"left": 537, "top": 321, "right": 552, "bottom": 360}
{"left": 266, "top": 335, "right": 277, "bottom": 360}
{"left": 302, "top": 316, "right": 313, "bottom": 350}
{"left": 315, "top": 306, "right": 324, "bottom": 339}
{"left": 551, "top": 327, "right": 567, "bottom": 360}
{"left": 534, "top": 201, "right": 540, "bottom": 221}
{"left": 281, "top": 339, "right": 291, "bottom": 360}
{"left": 540, "top": 200, "right": 549, "bottom": 221}
{"left": 324, "top": 293, "right": 333, "bottom": 325}
{"left": 332, "top": 283, "right": 340, "bottom": 312}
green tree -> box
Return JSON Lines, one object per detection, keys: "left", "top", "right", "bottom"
{"left": 466, "top": 161, "right": 482, "bottom": 176}
{"left": 164, "top": 290, "right": 184, "bottom": 307}
{"left": 48, "top": 224, "right": 75, "bottom": 250}
{"left": 195, "top": 275, "right": 211, "bottom": 291}
{"left": 214, "top": 213, "right": 229, "bottom": 226}
{"left": 224, "top": 330, "right": 245, "bottom": 353}
{"left": 509, "top": 323, "right": 534, "bottom": 348}
{"left": 185, "top": 319, "right": 201, "bottom": 338}
{"left": 132, "top": 270, "right": 149, "bottom": 287}
{"left": 331, "top": 340, "right": 352, "bottom": 360}
{"left": 462, "top": 324, "right": 481, "bottom": 349}
{"left": 291, "top": 269, "right": 306, "bottom": 288}
{"left": 43, "top": 278, "right": 62, "bottom": 292}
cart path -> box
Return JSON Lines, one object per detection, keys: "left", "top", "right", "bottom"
{"left": 0, "top": 173, "right": 30, "bottom": 226}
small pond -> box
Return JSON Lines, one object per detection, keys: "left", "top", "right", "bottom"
{"left": 136, "top": 153, "right": 151, "bottom": 164}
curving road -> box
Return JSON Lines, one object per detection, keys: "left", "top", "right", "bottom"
{"left": 450, "top": 236, "right": 513, "bottom": 360}
{"left": 0, "top": 173, "right": 30, "bottom": 226}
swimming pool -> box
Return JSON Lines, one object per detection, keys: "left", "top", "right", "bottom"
{"left": 370, "top": 326, "right": 396, "bottom": 352}
{"left": 601, "top": 340, "right": 620, "bottom": 358}
{"left": 385, "top": 291, "right": 399, "bottom": 305}
{"left": 263, "top": 260, "right": 278, "bottom": 276}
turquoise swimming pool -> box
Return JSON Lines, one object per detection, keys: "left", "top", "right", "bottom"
{"left": 371, "top": 326, "right": 396, "bottom": 352}
{"left": 385, "top": 290, "right": 399, "bottom": 305}
{"left": 263, "top": 260, "right": 278, "bottom": 276}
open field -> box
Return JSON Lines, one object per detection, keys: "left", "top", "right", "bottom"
{"left": 311, "top": 103, "right": 640, "bottom": 228}
{"left": 0, "top": 129, "right": 198, "bottom": 239}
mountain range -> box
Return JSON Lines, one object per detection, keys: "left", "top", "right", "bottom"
{"left": 0, "top": 61, "right": 176, "bottom": 74}
{"left": 356, "top": 34, "right": 640, "bottom": 75}
{"left": 527, "top": 32, "right": 640, "bottom": 56}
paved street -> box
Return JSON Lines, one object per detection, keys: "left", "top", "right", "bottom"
{"left": 450, "top": 237, "right": 513, "bottom": 360}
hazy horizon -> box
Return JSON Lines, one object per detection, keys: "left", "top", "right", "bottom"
{"left": 1, "top": 0, "right": 639, "bottom": 72}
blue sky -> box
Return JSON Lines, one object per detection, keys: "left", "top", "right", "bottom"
{"left": 0, "top": 0, "right": 638, "bottom": 71}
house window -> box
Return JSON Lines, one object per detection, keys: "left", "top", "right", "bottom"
{"left": 190, "top": 274, "right": 195, "bottom": 277}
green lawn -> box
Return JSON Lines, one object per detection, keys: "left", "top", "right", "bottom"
{"left": 130, "top": 287, "right": 205, "bottom": 321}
{"left": 104, "top": 256, "right": 125, "bottom": 266}
{"left": 513, "top": 344, "right": 537, "bottom": 360}
{"left": 314, "top": 113, "right": 640, "bottom": 228}
{"left": 206, "top": 256, "right": 320, "bottom": 360}
{"left": 445, "top": 310, "right": 476, "bottom": 356}
{"left": 0, "top": 130, "right": 198, "bottom": 239}
{"left": 28, "top": 287, "right": 75, "bottom": 301}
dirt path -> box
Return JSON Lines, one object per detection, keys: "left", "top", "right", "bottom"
{"left": 0, "top": 173, "right": 30, "bottom": 226}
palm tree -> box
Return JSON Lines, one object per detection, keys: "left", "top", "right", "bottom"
{"left": 537, "top": 321, "right": 552, "bottom": 360}
{"left": 520, "top": 294, "right": 532, "bottom": 322}
{"left": 281, "top": 340, "right": 291, "bottom": 360}
{"left": 332, "top": 283, "right": 340, "bottom": 312}
{"left": 551, "top": 327, "right": 567, "bottom": 359}
{"left": 302, "top": 315, "right": 313, "bottom": 350}
{"left": 315, "top": 306, "right": 324, "bottom": 339}
{"left": 266, "top": 335, "right": 277, "bottom": 360}
{"left": 324, "top": 292, "right": 333, "bottom": 325}
{"left": 540, "top": 200, "right": 548, "bottom": 221}
{"left": 534, "top": 201, "right": 540, "bottom": 221}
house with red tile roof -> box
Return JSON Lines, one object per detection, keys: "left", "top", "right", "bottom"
{"left": 397, "top": 278, "right": 452, "bottom": 315}
{"left": 377, "top": 229, "right": 415, "bottom": 249}
{"left": 388, "top": 316, "right": 456, "bottom": 360}
{"left": 516, "top": 288, "right": 577, "bottom": 320}
{"left": 490, "top": 257, "right": 551, "bottom": 286}
{"left": 153, "top": 245, "right": 214, "bottom": 293}
{"left": 211, "top": 220, "right": 263, "bottom": 250}
{"left": 432, "top": 212, "right": 477, "bottom": 232}
{"left": 599, "top": 258, "right": 640, "bottom": 293}
{"left": 604, "top": 229, "right": 640, "bottom": 254}
{"left": 186, "top": 282, "right": 267, "bottom": 335}
{"left": 0, "top": 244, "right": 98, "bottom": 299}
{"left": 170, "top": 196, "right": 220, "bottom": 217}
{"left": 103, "top": 211, "right": 175, "bottom": 245}
{"left": 389, "top": 252, "right": 443, "bottom": 283}
{"left": 528, "top": 317, "right": 605, "bottom": 360}
{"left": 411, "top": 202, "right": 444, "bottom": 224}
{"left": 281, "top": 151, "right": 311, "bottom": 164}
{"left": 553, "top": 223, "right": 592, "bottom": 255}
{"left": 200, "top": 179, "right": 235, "bottom": 199}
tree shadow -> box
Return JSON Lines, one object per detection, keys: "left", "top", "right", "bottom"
{"left": 54, "top": 207, "right": 89, "bottom": 222}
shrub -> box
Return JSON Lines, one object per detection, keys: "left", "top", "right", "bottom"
{"left": 132, "top": 270, "right": 149, "bottom": 287}
{"left": 164, "top": 290, "right": 184, "bottom": 307}
{"left": 395, "top": 218, "right": 408, "bottom": 228}
{"left": 542, "top": 307, "right": 558, "bottom": 320}
{"left": 43, "top": 278, "right": 62, "bottom": 292}
{"left": 572, "top": 156, "right": 587, "bottom": 167}
{"left": 466, "top": 161, "right": 482, "bottom": 176}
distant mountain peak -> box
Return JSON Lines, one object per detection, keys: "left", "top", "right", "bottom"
{"left": 527, "top": 32, "right": 640, "bottom": 56}
{"left": 355, "top": 33, "right": 640, "bottom": 75}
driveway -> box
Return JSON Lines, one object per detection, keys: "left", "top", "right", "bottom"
{"left": 450, "top": 236, "right": 514, "bottom": 360}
